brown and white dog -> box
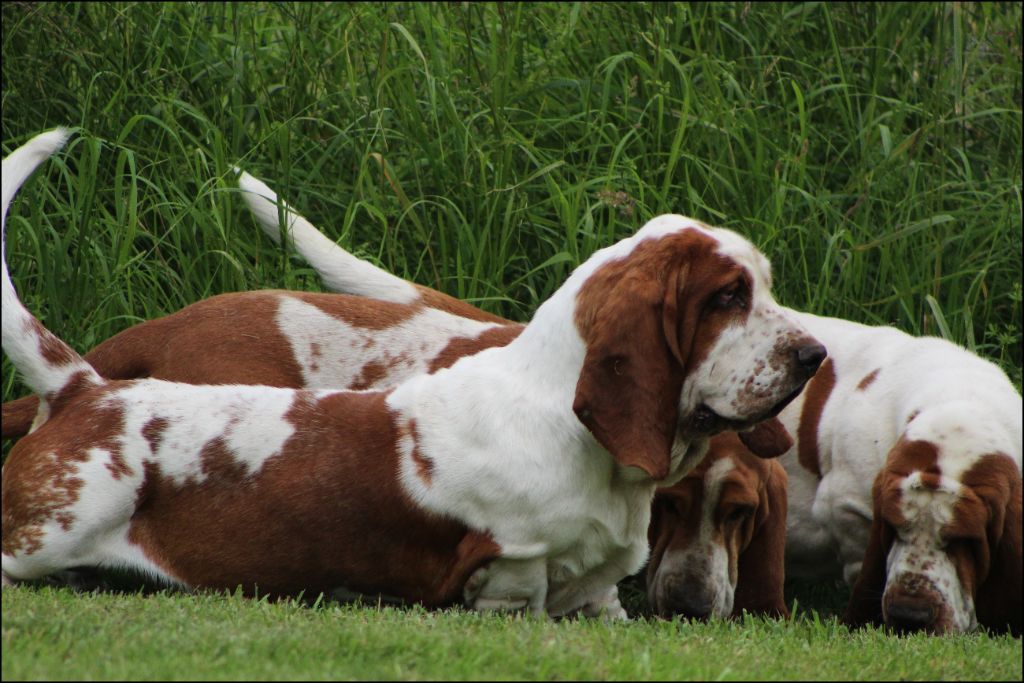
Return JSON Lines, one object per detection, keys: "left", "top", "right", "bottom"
{"left": 646, "top": 431, "right": 789, "bottom": 620}
{"left": 779, "top": 315, "right": 1022, "bottom": 635}
{"left": 235, "top": 168, "right": 1022, "bottom": 634}
{"left": 1, "top": 130, "right": 824, "bottom": 618}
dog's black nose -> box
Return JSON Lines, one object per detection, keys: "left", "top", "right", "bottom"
{"left": 796, "top": 343, "right": 827, "bottom": 374}
{"left": 887, "top": 601, "right": 937, "bottom": 633}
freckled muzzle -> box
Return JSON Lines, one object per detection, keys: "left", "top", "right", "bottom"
{"left": 689, "top": 338, "right": 825, "bottom": 436}
{"left": 883, "top": 573, "right": 950, "bottom": 634}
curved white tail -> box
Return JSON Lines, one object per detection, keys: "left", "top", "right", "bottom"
{"left": 2, "top": 129, "right": 102, "bottom": 406}
{"left": 235, "top": 168, "right": 418, "bottom": 304}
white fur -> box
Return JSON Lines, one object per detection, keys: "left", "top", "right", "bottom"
{"left": 1, "top": 145, "right": 816, "bottom": 621}
{"left": 776, "top": 312, "right": 1021, "bottom": 630}
{"left": 236, "top": 169, "right": 419, "bottom": 304}
{"left": 237, "top": 170, "right": 822, "bottom": 616}
{"left": 276, "top": 294, "right": 498, "bottom": 388}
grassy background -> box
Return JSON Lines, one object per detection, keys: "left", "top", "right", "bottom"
{"left": 2, "top": 2, "right": 1021, "bottom": 680}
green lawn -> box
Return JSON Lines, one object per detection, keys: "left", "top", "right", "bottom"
{"left": 2, "top": 2, "right": 1021, "bottom": 680}
{"left": 2, "top": 586, "right": 1020, "bottom": 681}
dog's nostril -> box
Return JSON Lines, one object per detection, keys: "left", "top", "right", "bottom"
{"left": 886, "top": 601, "right": 936, "bottom": 633}
{"left": 796, "top": 343, "right": 827, "bottom": 372}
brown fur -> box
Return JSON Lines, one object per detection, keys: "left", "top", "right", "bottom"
{"left": 2, "top": 381, "right": 127, "bottom": 556}
{"left": 952, "top": 454, "right": 1021, "bottom": 635}
{"left": 413, "top": 284, "right": 509, "bottom": 325}
{"left": 646, "top": 431, "right": 789, "bottom": 618}
{"left": 572, "top": 231, "right": 753, "bottom": 479}
{"left": 428, "top": 325, "right": 524, "bottom": 373}
{"left": 843, "top": 443, "right": 1021, "bottom": 635}
{"left": 796, "top": 357, "right": 836, "bottom": 478}
{"left": 2, "top": 290, "right": 484, "bottom": 439}
{"left": 856, "top": 368, "right": 881, "bottom": 391}
{"left": 116, "top": 392, "right": 501, "bottom": 604}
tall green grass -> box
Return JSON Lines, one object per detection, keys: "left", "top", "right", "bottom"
{"left": 2, "top": 3, "right": 1020, "bottom": 380}
{"left": 1, "top": 4, "right": 1021, "bottom": 678}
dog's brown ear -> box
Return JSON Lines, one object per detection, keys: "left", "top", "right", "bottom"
{"left": 732, "top": 462, "right": 789, "bottom": 618}
{"left": 573, "top": 259, "right": 690, "bottom": 480}
{"left": 969, "top": 456, "right": 1022, "bottom": 636}
{"left": 738, "top": 418, "right": 794, "bottom": 459}
{"left": 842, "top": 473, "right": 892, "bottom": 629}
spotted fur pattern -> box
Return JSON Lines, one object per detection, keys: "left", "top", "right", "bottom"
{"left": 2, "top": 138, "right": 821, "bottom": 619}
{"left": 774, "top": 313, "right": 1022, "bottom": 634}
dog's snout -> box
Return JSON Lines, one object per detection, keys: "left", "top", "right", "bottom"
{"left": 886, "top": 599, "right": 937, "bottom": 633}
{"left": 796, "top": 343, "right": 827, "bottom": 374}
{"left": 656, "top": 574, "right": 715, "bottom": 620}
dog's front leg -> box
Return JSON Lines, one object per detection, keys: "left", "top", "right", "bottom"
{"left": 463, "top": 557, "right": 548, "bottom": 617}
{"left": 578, "top": 584, "right": 629, "bottom": 621}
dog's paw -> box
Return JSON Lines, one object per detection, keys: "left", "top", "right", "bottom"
{"left": 579, "top": 585, "right": 631, "bottom": 621}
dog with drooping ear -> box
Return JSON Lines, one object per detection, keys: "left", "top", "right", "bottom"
{"left": 237, "top": 167, "right": 1022, "bottom": 634}
{"left": 647, "top": 431, "right": 789, "bottom": 620}
{"left": 2, "top": 130, "right": 822, "bottom": 619}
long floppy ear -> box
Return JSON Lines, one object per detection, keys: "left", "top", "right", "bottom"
{"left": 738, "top": 418, "right": 794, "bottom": 459}
{"left": 573, "top": 261, "right": 689, "bottom": 480}
{"left": 842, "top": 473, "right": 891, "bottom": 628}
{"left": 732, "top": 462, "right": 789, "bottom": 618}
{"left": 973, "top": 467, "right": 1022, "bottom": 636}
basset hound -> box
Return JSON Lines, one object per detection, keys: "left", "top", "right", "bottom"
{"left": 1, "top": 130, "right": 823, "bottom": 618}
{"left": 646, "top": 430, "right": 789, "bottom": 620}
{"left": 778, "top": 313, "right": 1022, "bottom": 635}
{"left": 235, "top": 167, "right": 1022, "bottom": 634}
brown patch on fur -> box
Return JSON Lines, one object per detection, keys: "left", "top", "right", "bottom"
{"left": 351, "top": 360, "right": 387, "bottom": 390}
{"left": 413, "top": 284, "right": 510, "bottom": 325}
{"left": 403, "top": 419, "right": 434, "bottom": 486}
{"left": 796, "top": 358, "right": 836, "bottom": 478}
{"left": 1, "top": 395, "right": 37, "bottom": 439}
{"left": 301, "top": 291, "right": 422, "bottom": 330}
{"left": 2, "top": 382, "right": 127, "bottom": 555}
{"left": 43, "top": 371, "right": 100, "bottom": 415}
{"left": 428, "top": 325, "right": 524, "bottom": 373}
{"left": 26, "top": 317, "right": 79, "bottom": 367}
{"left": 142, "top": 417, "right": 169, "bottom": 454}
{"left": 737, "top": 418, "right": 793, "bottom": 458}
{"left": 906, "top": 409, "right": 921, "bottom": 424}
{"left": 197, "top": 437, "right": 250, "bottom": 483}
{"left": 573, "top": 230, "right": 750, "bottom": 479}
{"left": 954, "top": 453, "right": 1022, "bottom": 635}
{"left": 647, "top": 432, "right": 788, "bottom": 618}
{"left": 125, "top": 391, "right": 500, "bottom": 605}
{"left": 887, "top": 438, "right": 941, "bottom": 479}
{"left": 856, "top": 368, "right": 881, "bottom": 391}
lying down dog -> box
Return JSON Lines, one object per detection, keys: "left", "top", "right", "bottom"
{"left": 1, "top": 130, "right": 824, "bottom": 617}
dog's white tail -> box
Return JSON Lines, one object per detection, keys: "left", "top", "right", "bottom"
{"left": 2, "top": 129, "right": 103, "bottom": 402}
{"left": 235, "top": 168, "right": 418, "bottom": 304}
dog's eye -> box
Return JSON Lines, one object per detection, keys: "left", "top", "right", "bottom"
{"left": 723, "top": 504, "right": 755, "bottom": 524}
{"left": 711, "top": 285, "right": 746, "bottom": 310}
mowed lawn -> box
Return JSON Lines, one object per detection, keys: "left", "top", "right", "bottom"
{"left": 2, "top": 586, "right": 1020, "bottom": 681}
{"left": 2, "top": 2, "right": 1021, "bottom": 681}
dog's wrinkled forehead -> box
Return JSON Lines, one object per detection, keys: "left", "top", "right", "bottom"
{"left": 633, "top": 215, "right": 772, "bottom": 290}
